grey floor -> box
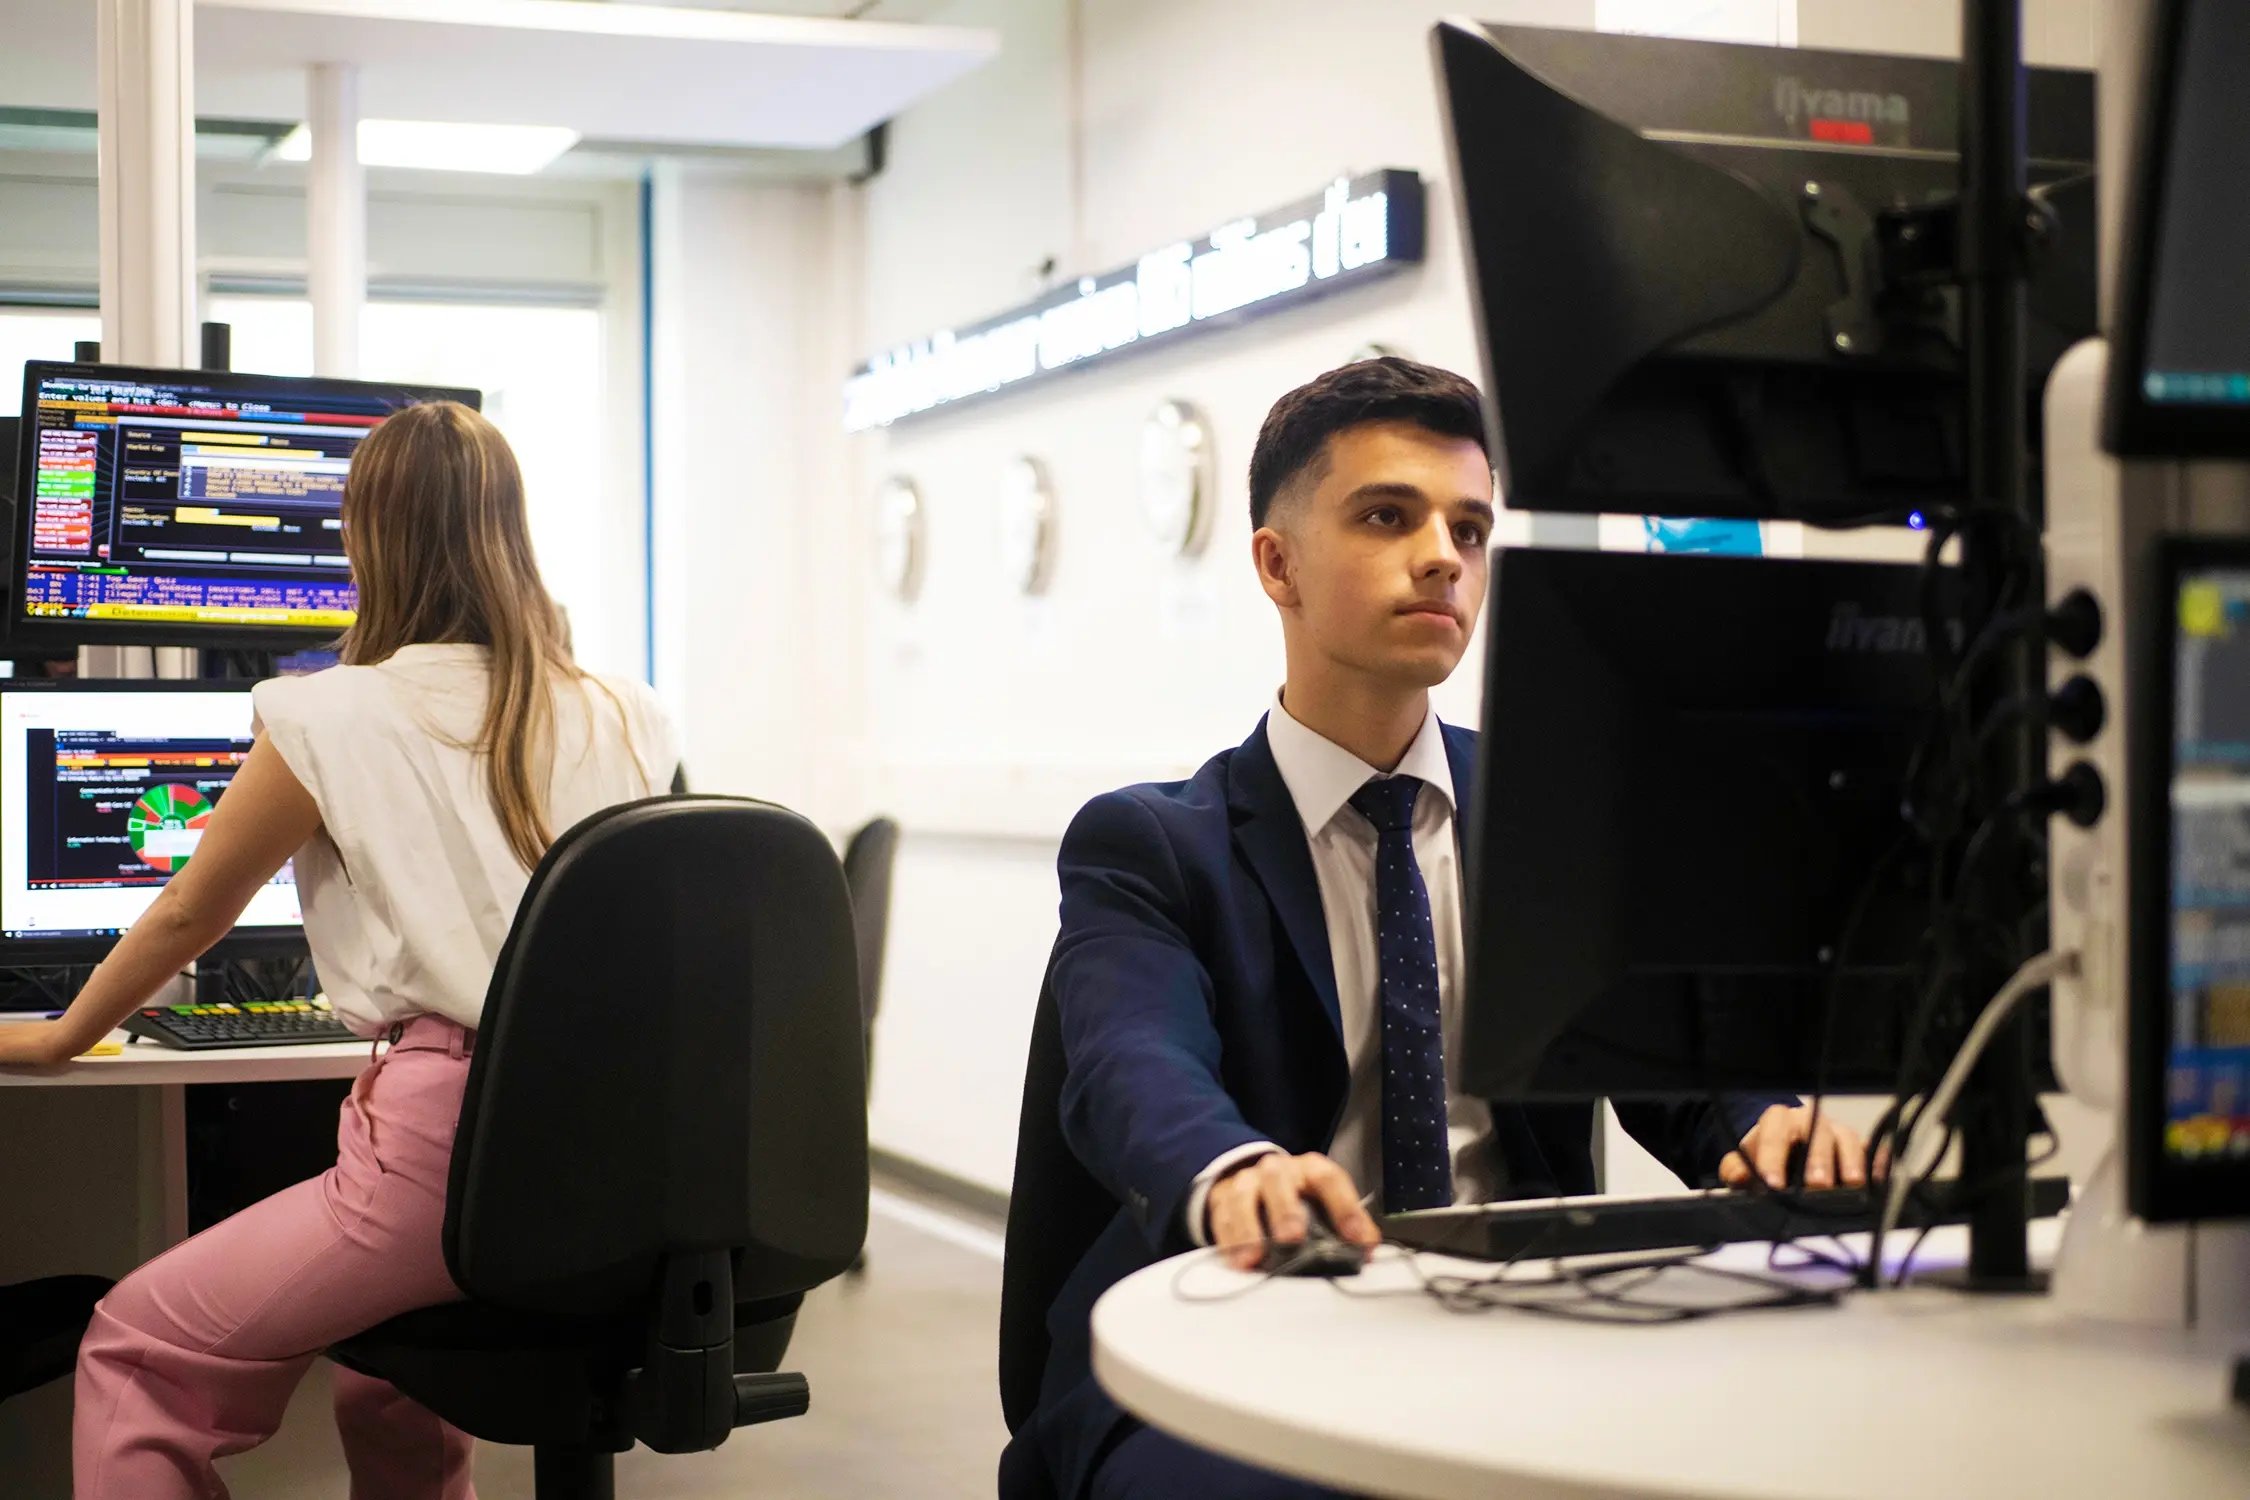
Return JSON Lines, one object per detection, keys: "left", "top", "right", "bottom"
{"left": 209, "top": 1179, "right": 1014, "bottom": 1499}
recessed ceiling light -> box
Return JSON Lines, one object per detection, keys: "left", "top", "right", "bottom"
{"left": 271, "top": 120, "right": 580, "bottom": 175}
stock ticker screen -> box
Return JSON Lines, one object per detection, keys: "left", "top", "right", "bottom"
{"left": 13, "top": 365, "right": 475, "bottom": 640}
{"left": 2164, "top": 567, "right": 2250, "bottom": 1164}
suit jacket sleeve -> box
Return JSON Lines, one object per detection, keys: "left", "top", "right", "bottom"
{"left": 1613, "top": 1093, "right": 1798, "bottom": 1188}
{"left": 1050, "top": 789, "right": 1268, "bottom": 1255}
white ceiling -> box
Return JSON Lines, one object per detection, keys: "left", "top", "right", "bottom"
{"left": 0, "top": 0, "right": 995, "bottom": 151}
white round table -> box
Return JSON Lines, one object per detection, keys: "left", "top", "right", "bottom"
{"left": 1090, "top": 1223, "right": 2250, "bottom": 1499}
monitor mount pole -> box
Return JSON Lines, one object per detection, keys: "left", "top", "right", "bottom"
{"left": 1950, "top": 0, "right": 2046, "bottom": 1292}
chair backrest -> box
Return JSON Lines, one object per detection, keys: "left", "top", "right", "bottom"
{"left": 444, "top": 796, "right": 869, "bottom": 1319}
{"left": 997, "top": 972, "right": 1122, "bottom": 1433}
{"left": 840, "top": 816, "right": 900, "bottom": 1031}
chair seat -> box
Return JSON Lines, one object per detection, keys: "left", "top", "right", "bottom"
{"left": 330, "top": 1301, "right": 638, "bottom": 1448}
{"left": 328, "top": 1293, "right": 804, "bottom": 1449}
{"left": 0, "top": 1275, "right": 115, "bottom": 1402}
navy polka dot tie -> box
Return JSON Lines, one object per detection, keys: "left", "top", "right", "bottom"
{"left": 1349, "top": 775, "right": 1452, "bottom": 1213}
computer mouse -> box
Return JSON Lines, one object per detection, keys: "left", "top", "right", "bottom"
{"left": 1257, "top": 1200, "right": 1368, "bottom": 1277}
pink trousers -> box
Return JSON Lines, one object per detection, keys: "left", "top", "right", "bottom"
{"left": 73, "top": 1016, "right": 479, "bottom": 1499}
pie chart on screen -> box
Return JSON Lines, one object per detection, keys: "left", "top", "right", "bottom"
{"left": 129, "top": 783, "right": 213, "bottom": 873}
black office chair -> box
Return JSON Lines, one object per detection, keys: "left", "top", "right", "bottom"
{"left": 0, "top": 1275, "right": 113, "bottom": 1402}
{"left": 839, "top": 815, "right": 899, "bottom": 1280}
{"left": 328, "top": 796, "right": 869, "bottom": 1500}
{"left": 841, "top": 816, "right": 901, "bottom": 1068}
{"left": 996, "top": 977, "right": 1125, "bottom": 1500}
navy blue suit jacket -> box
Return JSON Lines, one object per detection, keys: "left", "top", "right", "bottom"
{"left": 1001, "top": 719, "right": 1771, "bottom": 1500}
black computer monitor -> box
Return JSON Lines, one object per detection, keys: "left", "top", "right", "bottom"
{"left": 1459, "top": 546, "right": 2004, "bottom": 1100}
{"left": 2130, "top": 538, "right": 2250, "bottom": 1220}
{"left": 1431, "top": 22, "right": 2096, "bottom": 523}
{"left": 10, "top": 362, "right": 478, "bottom": 649}
{"left": 2104, "top": 0, "right": 2250, "bottom": 457}
{"left": 0, "top": 678, "right": 303, "bottom": 975}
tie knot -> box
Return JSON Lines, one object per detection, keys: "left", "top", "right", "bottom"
{"left": 1349, "top": 775, "right": 1422, "bottom": 834}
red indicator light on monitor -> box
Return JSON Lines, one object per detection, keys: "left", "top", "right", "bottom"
{"left": 1809, "top": 119, "right": 1875, "bottom": 145}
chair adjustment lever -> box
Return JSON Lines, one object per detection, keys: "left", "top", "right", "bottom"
{"left": 733, "top": 1372, "right": 810, "bottom": 1427}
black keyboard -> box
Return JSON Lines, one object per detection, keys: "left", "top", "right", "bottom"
{"left": 124, "top": 1000, "right": 359, "bottom": 1051}
{"left": 1379, "top": 1176, "right": 2071, "bottom": 1262}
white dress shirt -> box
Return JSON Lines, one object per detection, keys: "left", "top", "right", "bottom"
{"left": 1185, "top": 693, "right": 1497, "bottom": 1242}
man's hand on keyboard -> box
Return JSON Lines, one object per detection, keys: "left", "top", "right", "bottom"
{"left": 1720, "top": 1104, "right": 1873, "bottom": 1191}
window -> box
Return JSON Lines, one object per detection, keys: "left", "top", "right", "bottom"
{"left": 0, "top": 308, "right": 102, "bottom": 413}
{"left": 203, "top": 296, "right": 624, "bottom": 674}
{"left": 2, "top": 298, "right": 627, "bottom": 674}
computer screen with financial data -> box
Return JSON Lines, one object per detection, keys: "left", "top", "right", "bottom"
{"left": 2139, "top": 554, "right": 2250, "bottom": 1220}
{"left": 10, "top": 362, "right": 479, "bottom": 647}
{"left": 0, "top": 682, "right": 301, "bottom": 955}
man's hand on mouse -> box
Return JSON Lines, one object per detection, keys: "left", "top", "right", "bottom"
{"left": 1719, "top": 1103, "right": 1879, "bottom": 1191}
{"left": 1205, "top": 1151, "right": 1381, "bottom": 1271}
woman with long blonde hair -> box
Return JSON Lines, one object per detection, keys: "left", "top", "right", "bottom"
{"left": 0, "top": 402, "right": 676, "bottom": 1498}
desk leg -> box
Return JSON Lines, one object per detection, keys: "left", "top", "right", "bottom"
{"left": 138, "top": 1083, "right": 191, "bottom": 1255}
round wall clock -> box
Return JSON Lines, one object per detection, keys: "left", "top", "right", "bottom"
{"left": 874, "top": 476, "right": 926, "bottom": 602}
{"left": 1139, "top": 399, "right": 1216, "bottom": 557}
{"left": 997, "top": 455, "right": 1057, "bottom": 596}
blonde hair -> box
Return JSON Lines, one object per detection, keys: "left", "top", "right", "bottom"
{"left": 338, "top": 400, "right": 616, "bottom": 870}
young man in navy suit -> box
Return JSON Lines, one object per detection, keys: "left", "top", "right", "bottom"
{"left": 1002, "top": 359, "right": 1869, "bottom": 1500}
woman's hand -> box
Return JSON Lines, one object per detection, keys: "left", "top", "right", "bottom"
{"left": 0, "top": 1020, "right": 76, "bottom": 1069}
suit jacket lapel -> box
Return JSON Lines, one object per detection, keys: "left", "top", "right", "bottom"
{"left": 1228, "top": 719, "right": 1344, "bottom": 1042}
{"left": 1444, "top": 722, "right": 1478, "bottom": 888}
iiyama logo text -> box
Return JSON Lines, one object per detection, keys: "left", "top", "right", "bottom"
{"left": 1775, "top": 76, "right": 1911, "bottom": 129}
{"left": 1827, "top": 602, "right": 1938, "bottom": 654}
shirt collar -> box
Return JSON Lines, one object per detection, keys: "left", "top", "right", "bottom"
{"left": 1266, "top": 689, "right": 1456, "bottom": 839}
{"left": 378, "top": 643, "right": 489, "bottom": 665}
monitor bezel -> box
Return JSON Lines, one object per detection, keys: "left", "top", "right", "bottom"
{"left": 0, "top": 676, "right": 307, "bottom": 968}
{"left": 9, "top": 360, "right": 480, "bottom": 649}
{"left": 2101, "top": 0, "right": 2250, "bottom": 459}
{"left": 2130, "top": 534, "right": 2250, "bottom": 1222}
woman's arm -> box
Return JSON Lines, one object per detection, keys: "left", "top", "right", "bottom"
{"left": 0, "top": 738, "right": 321, "bottom": 1067}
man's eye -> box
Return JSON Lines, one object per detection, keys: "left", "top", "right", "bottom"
{"left": 1368, "top": 507, "right": 1403, "bottom": 527}
{"left": 1455, "top": 524, "right": 1489, "bottom": 547}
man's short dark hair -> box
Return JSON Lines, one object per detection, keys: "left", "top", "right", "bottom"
{"left": 1247, "top": 356, "right": 1488, "bottom": 528}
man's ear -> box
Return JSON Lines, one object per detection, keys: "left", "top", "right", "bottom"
{"left": 1251, "top": 525, "right": 1299, "bottom": 609}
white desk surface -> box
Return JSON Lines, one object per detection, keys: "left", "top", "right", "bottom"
{"left": 0, "top": 1021, "right": 369, "bottom": 1087}
{"left": 1092, "top": 1219, "right": 2250, "bottom": 1500}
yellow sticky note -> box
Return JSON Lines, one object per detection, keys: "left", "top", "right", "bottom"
{"left": 81, "top": 1041, "right": 123, "bottom": 1058}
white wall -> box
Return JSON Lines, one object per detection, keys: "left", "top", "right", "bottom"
{"left": 650, "top": 169, "right": 858, "bottom": 810}
{"left": 1796, "top": 0, "right": 2099, "bottom": 62}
